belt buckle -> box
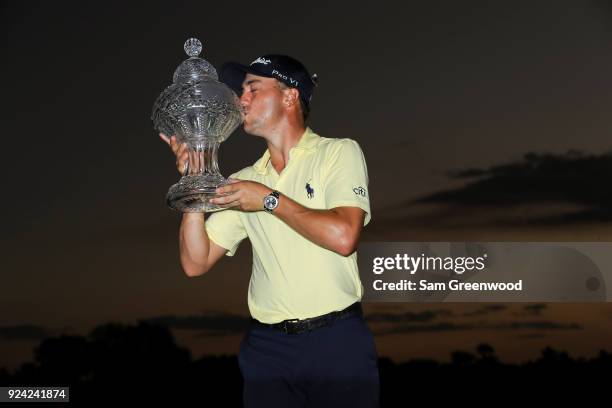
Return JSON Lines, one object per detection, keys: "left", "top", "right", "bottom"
{"left": 282, "top": 318, "right": 300, "bottom": 334}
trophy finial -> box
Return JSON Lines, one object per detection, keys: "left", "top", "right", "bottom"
{"left": 184, "top": 38, "right": 202, "bottom": 57}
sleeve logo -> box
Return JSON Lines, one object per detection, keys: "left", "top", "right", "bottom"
{"left": 353, "top": 186, "right": 367, "bottom": 197}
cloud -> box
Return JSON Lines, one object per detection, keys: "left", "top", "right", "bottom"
{"left": 517, "top": 333, "right": 548, "bottom": 339}
{"left": 492, "top": 321, "right": 581, "bottom": 330}
{"left": 365, "top": 309, "right": 454, "bottom": 324}
{"left": 463, "top": 304, "right": 507, "bottom": 317}
{"left": 519, "top": 303, "right": 548, "bottom": 316}
{"left": 139, "top": 312, "right": 250, "bottom": 336}
{"left": 376, "top": 322, "right": 470, "bottom": 335}
{"left": 376, "top": 320, "right": 582, "bottom": 335}
{"left": 0, "top": 324, "right": 50, "bottom": 341}
{"left": 412, "top": 150, "right": 612, "bottom": 224}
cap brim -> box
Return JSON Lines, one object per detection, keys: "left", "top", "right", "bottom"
{"left": 219, "top": 62, "right": 249, "bottom": 96}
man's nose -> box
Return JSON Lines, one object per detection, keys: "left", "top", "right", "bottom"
{"left": 239, "top": 93, "right": 250, "bottom": 108}
{"left": 240, "top": 94, "right": 251, "bottom": 109}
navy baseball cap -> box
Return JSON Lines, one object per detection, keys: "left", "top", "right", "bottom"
{"left": 220, "top": 54, "right": 318, "bottom": 111}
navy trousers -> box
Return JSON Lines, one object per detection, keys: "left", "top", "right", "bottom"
{"left": 238, "top": 310, "right": 380, "bottom": 408}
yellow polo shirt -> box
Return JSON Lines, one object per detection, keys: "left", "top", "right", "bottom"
{"left": 205, "top": 127, "right": 371, "bottom": 323}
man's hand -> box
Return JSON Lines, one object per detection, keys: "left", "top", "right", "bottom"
{"left": 210, "top": 179, "right": 272, "bottom": 212}
{"left": 159, "top": 133, "right": 189, "bottom": 175}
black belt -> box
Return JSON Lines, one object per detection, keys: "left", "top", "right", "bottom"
{"left": 251, "top": 302, "right": 363, "bottom": 335}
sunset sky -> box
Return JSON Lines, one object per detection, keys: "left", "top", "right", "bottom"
{"left": 2, "top": 1, "right": 612, "bottom": 371}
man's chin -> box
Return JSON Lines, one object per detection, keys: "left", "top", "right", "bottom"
{"left": 242, "top": 122, "right": 264, "bottom": 137}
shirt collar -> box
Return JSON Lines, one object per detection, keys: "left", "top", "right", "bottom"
{"left": 253, "top": 127, "right": 320, "bottom": 175}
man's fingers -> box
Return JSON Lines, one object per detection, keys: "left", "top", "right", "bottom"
{"left": 177, "top": 142, "right": 189, "bottom": 158}
{"left": 187, "top": 149, "right": 194, "bottom": 175}
{"left": 176, "top": 151, "right": 189, "bottom": 174}
{"left": 162, "top": 134, "right": 189, "bottom": 174}
{"left": 223, "top": 200, "right": 241, "bottom": 209}
{"left": 159, "top": 133, "right": 170, "bottom": 145}
{"left": 216, "top": 183, "right": 239, "bottom": 195}
{"left": 211, "top": 191, "right": 240, "bottom": 205}
{"left": 170, "top": 136, "right": 179, "bottom": 153}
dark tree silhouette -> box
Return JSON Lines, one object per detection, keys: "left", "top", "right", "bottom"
{"left": 1, "top": 320, "right": 609, "bottom": 406}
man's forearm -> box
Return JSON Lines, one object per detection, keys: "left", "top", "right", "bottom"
{"left": 179, "top": 212, "right": 210, "bottom": 276}
{"left": 209, "top": 179, "right": 364, "bottom": 256}
{"left": 272, "top": 193, "right": 361, "bottom": 256}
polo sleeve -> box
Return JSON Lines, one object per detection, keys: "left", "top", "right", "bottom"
{"left": 322, "top": 138, "right": 371, "bottom": 226}
{"left": 205, "top": 208, "right": 248, "bottom": 257}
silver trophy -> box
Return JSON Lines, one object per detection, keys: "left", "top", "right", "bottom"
{"left": 152, "top": 38, "right": 243, "bottom": 212}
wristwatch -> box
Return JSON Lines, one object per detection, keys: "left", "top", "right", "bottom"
{"left": 263, "top": 190, "right": 280, "bottom": 213}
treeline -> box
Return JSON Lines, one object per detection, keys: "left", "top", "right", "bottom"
{"left": 1, "top": 321, "right": 609, "bottom": 405}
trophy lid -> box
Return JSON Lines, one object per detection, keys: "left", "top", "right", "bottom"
{"left": 152, "top": 37, "right": 243, "bottom": 143}
{"left": 172, "top": 38, "right": 219, "bottom": 83}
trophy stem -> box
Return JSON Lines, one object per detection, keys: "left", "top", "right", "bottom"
{"left": 190, "top": 140, "right": 221, "bottom": 177}
{"left": 166, "top": 139, "right": 229, "bottom": 213}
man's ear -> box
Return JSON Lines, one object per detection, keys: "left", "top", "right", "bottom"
{"left": 283, "top": 88, "right": 300, "bottom": 108}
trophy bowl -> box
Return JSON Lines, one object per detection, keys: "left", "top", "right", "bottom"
{"left": 152, "top": 38, "right": 243, "bottom": 212}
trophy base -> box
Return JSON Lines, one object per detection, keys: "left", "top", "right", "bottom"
{"left": 166, "top": 175, "right": 231, "bottom": 213}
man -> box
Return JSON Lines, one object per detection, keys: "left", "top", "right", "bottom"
{"left": 160, "top": 54, "right": 379, "bottom": 407}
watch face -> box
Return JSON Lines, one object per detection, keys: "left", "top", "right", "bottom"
{"left": 264, "top": 195, "right": 279, "bottom": 210}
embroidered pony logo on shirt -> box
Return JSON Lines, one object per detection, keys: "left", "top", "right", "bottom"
{"left": 306, "top": 180, "right": 314, "bottom": 198}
